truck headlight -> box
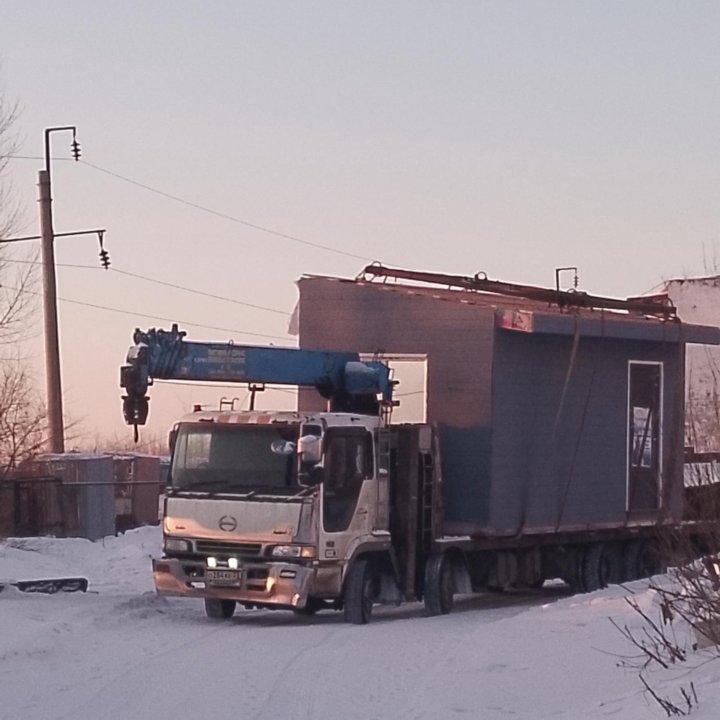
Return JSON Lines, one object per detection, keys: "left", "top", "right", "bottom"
{"left": 164, "top": 537, "right": 191, "bottom": 553}
{"left": 271, "top": 545, "right": 316, "bottom": 558}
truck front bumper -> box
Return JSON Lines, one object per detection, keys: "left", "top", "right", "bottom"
{"left": 152, "top": 557, "right": 315, "bottom": 610}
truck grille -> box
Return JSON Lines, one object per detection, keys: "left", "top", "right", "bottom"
{"left": 195, "top": 540, "right": 262, "bottom": 557}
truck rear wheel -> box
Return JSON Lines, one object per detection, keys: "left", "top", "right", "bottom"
{"left": 623, "top": 540, "right": 664, "bottom": 582}
{"left": 582, "top": 543, "right": 612, "bottom": 592}
{"left": 344, "top": 558, "right": 375, "bottom": 625}
{"left": 424, "top": 553, "right": 454, "bottom": 616}
{"left": 204, "top": 598, "right": 236, "bottom": 619}
{"left": 561, "top": 547, "right": 586, "bottom": 593}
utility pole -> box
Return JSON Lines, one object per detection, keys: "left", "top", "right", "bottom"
{"left": 1, "top": 221, "right": 109, "bottom": 454}
{"left": 38, "top": 169, "right": 64, "bottom": 453}
{"left": 38, "top": 126, "right": 82, "bottom": 454}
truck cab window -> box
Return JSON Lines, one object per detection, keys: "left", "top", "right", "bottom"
{"left": 323, "top": 430, "right": 373, "bottom": 532}
{"left": 170, "top": 423, "right": 300, "bottom": 492}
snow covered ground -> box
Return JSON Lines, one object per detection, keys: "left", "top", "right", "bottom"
{"left": 2, "top": 527, "right": 719, "bottom": 720}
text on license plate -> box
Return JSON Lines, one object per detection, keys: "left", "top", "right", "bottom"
{"left": 206, "top": 569, "right": 242, "bottom": 586}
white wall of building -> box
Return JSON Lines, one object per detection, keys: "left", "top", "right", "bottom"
{"left": 665, "top": 277, "right": 720, "bottom": 452}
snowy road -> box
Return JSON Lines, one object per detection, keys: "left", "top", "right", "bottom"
{"left": 2, "top": 528, "right": 718, "bottom": 720}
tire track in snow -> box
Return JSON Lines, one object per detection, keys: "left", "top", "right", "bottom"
{"left": 56, "top": 616, "right": 230, "bottom": 720}
{"left": 247, "top": 623, "right": 343, "bottom": 720}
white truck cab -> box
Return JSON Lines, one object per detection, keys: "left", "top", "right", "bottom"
{"left": 154, "top": 409, "right": 389, "bottom": 619}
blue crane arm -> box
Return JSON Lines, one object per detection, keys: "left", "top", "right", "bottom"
{"left": 120, "top": 325, "right": 393, "bottom": 427}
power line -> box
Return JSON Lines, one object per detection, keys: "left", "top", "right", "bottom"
{"left": 85, "top": 160, "right": 372, "bottom": 261}
{"left": 110, "top": 267, "right": 289, "bottom": 315}
{"left": 4, "top": 284, "right": 293, "bottom": 342}
{"left": 0, "top": 234, "right": 39, "bottom": 244}
{"left": 9, "top": 156, "right": 371, "bottom": 262}
{"left": 7, "top": 155, "right": 74, "bottom": 162}
{"left": 3, "top": 257, "right": 291, "bottom": 316}
{"left": 6, "top": 259, "right": 97, "bottom": 269}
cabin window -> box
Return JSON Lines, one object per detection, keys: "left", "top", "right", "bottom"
{"left": 627, "top": 362, "right": 663, "bottom": 511}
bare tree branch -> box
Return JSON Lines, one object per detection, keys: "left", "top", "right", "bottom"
{"left": 0, "top": 361, "right": 46, "bottom": 477}
{"left": 0, "top": 81, "right": 46, "bottom": 468}
{"left": 0, "top": 85, "right": 20, "bottom": 241}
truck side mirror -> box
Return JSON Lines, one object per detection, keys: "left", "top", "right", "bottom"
{"left": 298, "top": 434, "right": 323, "bottom": 487}
{"left": 298, "top": 434, "right": 322, "bottom": 465}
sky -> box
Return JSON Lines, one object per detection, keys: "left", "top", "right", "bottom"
{"left": 1, "top": 1, "right": 720, "bottom": 445}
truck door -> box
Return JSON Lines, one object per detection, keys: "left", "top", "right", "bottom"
{"left": 320, "top": 428, "right": 375, "bottom": 556}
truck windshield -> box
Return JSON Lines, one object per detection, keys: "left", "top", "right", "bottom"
{"left": 170, "top": 424, "right": 300, "bottom": 493}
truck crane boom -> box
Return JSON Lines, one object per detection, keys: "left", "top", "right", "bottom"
{"left": 121, "top": 324, "right": 393, "bottom": 433}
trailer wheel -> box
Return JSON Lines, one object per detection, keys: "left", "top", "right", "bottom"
{"left": 563, "top": 547, "right": 586, "bottom": 593}
{"left": 582, "top": 543, "right": 613, "bottom": 592}
{"left": 424, "top": 553, "right": 454, "bottom": 616}
{"left": 344, "top": 558, "right": 375, "bottom": 625}
{"left": 204, "top": 598, "right": 236, "bottom": 619}
{"left": 623, "top": 541, "right": 664, "bottom": 582}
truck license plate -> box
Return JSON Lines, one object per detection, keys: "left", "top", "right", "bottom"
{"left": 206, "top": 570, "right": 242, "bottom": 587}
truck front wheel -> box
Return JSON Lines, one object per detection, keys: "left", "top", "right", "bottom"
{"left": 204, "top": 598, "right": 236, "bottom": 619}
{"left": 424, "top": 553, "right": 454, "bottom": 616}
{"left": 344, "top": 558, "right": 375, "bottom": 624}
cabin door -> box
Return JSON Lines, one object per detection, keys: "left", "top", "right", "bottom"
{"left": 627, "top": 361, "right": 663, "bottom": 512}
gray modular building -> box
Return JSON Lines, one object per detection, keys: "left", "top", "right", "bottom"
{"left": 32, "top": 454, "right": 116, "bottom": 540}
{"left": 296, "top": 274, "right": 719, "bottom": 538}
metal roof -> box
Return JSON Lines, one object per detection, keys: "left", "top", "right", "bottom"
{"left": 495, "top": 308, "right": 720, "bottom": 344}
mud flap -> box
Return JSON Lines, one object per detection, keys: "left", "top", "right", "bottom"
{"left": 0, "top": 577, "right": 89, "bottom": 594}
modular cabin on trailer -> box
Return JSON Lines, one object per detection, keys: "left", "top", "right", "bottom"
{"left": 295, "top": 268, "right": 719, "bottom": 545}
{"left": 143, "top": 268, "right": 720, "bottom": 623}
